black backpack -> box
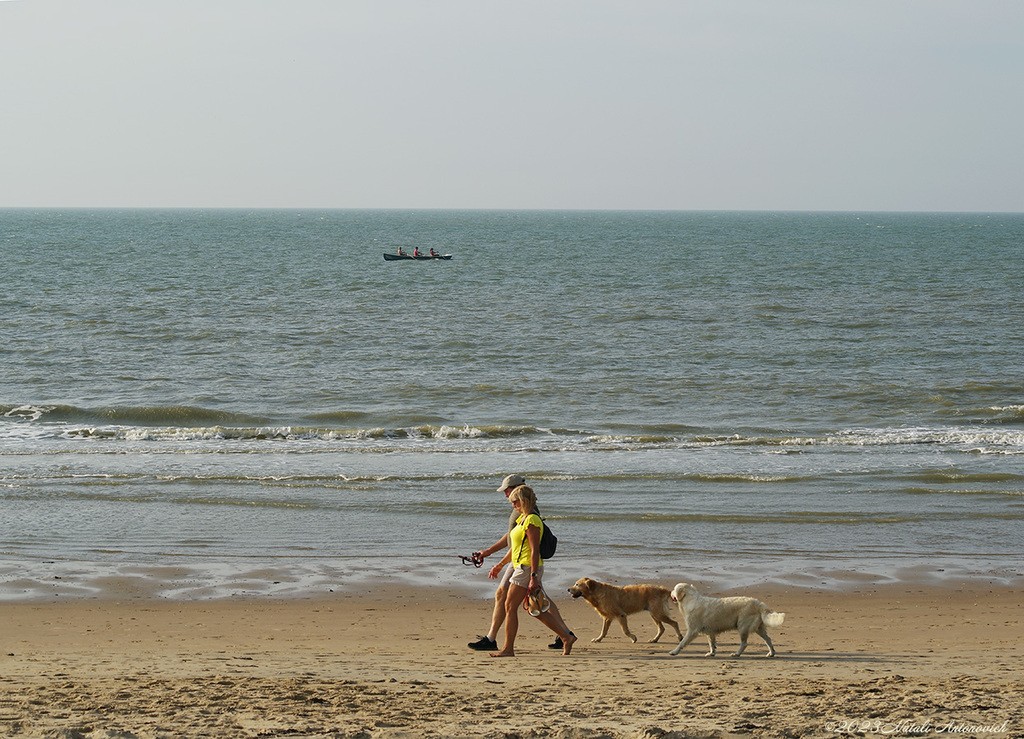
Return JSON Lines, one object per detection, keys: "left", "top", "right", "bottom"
{"left": 518, "top": 516, "right": 557, "bottom": 560}
{"left": 539, "top": 520, "right": 557, "bottom": 559}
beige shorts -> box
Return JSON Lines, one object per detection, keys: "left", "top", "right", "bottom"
{"left": 510, "top": 565, "right": 543, "bottom": 589}
{"left": 496, "top": 562, "right": 515, "bottom": 590}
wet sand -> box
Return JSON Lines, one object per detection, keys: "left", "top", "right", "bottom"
{"left": 1, "top": 581, "right": 1020, "bottom": 738}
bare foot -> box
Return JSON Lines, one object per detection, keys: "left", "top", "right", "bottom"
{"left": 562, "top": 632, "right": 577, "bottom": 656}
{"left": 489, "top": 650, "right": 515, "bottom": 657}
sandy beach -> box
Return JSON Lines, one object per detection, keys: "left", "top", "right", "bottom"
{"left": 1, "top": 581, "right": 1020, "bottom": 739}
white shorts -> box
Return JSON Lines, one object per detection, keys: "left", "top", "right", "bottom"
{"left": 509, "top": 564, "right": 543, "bottom": 589}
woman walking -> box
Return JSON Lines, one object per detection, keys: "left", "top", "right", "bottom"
{"left": 490, "top": 485, "right": 576, "bottom": 657}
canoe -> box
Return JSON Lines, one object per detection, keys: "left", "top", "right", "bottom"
{"left": 383, "top": 252, "right": 453, "bottom": 261}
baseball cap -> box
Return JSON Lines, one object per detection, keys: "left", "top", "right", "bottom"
{"left": 497, "top": 474, "right": 526, "bottom": 492}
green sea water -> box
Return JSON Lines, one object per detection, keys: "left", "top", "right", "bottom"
{"left": 2, "top": 209, "right": 1023, "bottom": 599}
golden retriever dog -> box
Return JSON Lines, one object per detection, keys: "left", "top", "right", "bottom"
{"left": 567, "top": 577, "right": 683, "bottom": 643}
{"left": 669, "top": 582, "right": 785, "bottom": 658}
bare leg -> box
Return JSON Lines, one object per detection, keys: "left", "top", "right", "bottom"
{"left": 490, "top": 583, "right": 528, "bottom": 657}
{"left": 486, "top": 583, "right": 508, "bottom": 641}
{"left": 547, "top": 599, "right": 565, "bottom": 623}
{"left": 535, "top": 610, "right": 577, "bottom": 655}
{"left": 546, "top": 599, "right": 574, "bottom": 649}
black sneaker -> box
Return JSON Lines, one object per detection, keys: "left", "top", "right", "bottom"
{"left": 468, "top": 636, "right": 498, "bottom": 651}
{"left": 549, "top": 632, "right": 574, "bottom": 650}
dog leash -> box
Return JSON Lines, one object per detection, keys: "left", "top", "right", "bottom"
{"left": 459, "top": 552, "right": 484, "bottom": 568}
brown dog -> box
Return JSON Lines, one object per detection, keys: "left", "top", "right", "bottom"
{"left": 568, "top": 577, "right": 683, "bottom": 643}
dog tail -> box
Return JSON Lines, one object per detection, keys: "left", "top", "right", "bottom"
{"left": 763, "top": 611, "right": 785, "bottom": 628}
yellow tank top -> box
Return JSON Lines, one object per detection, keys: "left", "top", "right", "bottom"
{"left": 509, "top": 513, "right": 544, "bottom": 567}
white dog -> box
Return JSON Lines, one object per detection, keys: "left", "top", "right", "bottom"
{"left": 669, "top": 583, "right": 785, "bottom": 658}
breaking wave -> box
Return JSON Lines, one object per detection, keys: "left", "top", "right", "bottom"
{"left": 3, "top": 404, "right": 1023, "bottom": 454}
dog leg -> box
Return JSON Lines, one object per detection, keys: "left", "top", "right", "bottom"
{"left": 758, "top": 626, "right": 776, "bottom": 657}
{"left": 667, "top": 617, "right": 683, "bottom": 642}
{"left": 732, "top": 631, "right": 748, "bottom": 657}
{"left": 592, "top": 617, "right": 613, "bottom": 643}
{"left": 617, "top": 616, "right": 638, "bottom": 643}
{"left": 668, "top": 629, "right": 700, "bottom": 656}
{"left": 648, "top": 619, "right": 665, "bottom": 643}
{"left": 705, "top": 634, "right": 717, "bottom": 657}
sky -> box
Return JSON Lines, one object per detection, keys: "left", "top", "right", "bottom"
{"left": 2, "top": 1, "right": 1022, "bottom": 212}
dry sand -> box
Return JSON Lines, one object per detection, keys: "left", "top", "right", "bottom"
{"left": 1, "top": 581, "right": 1020, "bottom": 738}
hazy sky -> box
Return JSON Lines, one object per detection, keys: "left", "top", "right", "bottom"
{"left": 2, "top": 1, "right": 1022, "bottom": 211}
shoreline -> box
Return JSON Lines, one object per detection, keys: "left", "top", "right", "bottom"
{"left": 3, "top": 554, "right": 1022, "bottom": 603}
{"left": 2, "top": 581, "right": 1020, "bottom": 738}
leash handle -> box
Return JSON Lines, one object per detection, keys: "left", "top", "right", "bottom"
{"left": 460, "top": 552, "right": 484, "bottom": 567}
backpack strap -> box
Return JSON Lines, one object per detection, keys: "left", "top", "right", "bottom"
{"left": 515, "top": 513, "right": 543, "bottom": 564}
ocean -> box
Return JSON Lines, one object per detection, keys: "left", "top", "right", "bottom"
{"left": 2, "top": 209, "right": 1023, "bottom": 600}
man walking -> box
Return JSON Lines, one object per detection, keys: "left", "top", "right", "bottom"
{"left": 467, "top": 474, "right": 568, "bottom": 651}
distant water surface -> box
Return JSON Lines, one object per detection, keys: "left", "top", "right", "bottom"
{"left": 2, "top": 209, "right": 1023, "bottom": 599}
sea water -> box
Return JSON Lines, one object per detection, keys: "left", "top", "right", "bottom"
{"left": 2, "top": 209, "right": 1023, "bottom": 600}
